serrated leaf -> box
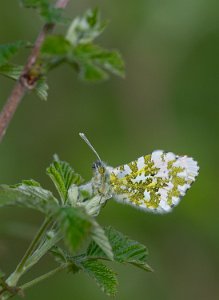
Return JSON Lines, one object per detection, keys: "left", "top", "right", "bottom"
{"left": 20, "top": 179, "right": 41, "bottom": 187}
{"left": 91, "top": 221, "right": 113, "bottom": 261}
{"left": 41, "top": 35, "right": 71, "bottom": 56}
{"left": 50, "top": 246, "right": 81, "bottom": 273}
{"left": 47, "top": 155, "right": 84, "bottom": 204}
{"left": 35, "top": 77, "right": 48, "bottom": 100}
{"left": 0, "top": 64, "right": 23, "bottom": 80}
{"left": 40, "top": 5, "right": 64, "bottom": 24}
{"left": 20, "top": 0, "right": 65, "bottom": 24}
{"left": 87, "top": 226, "right": 153, "bottom": 272}
{"left": 72, "top": 44, "right": 125, "bottom": 82}
{"left": 0, "top": 64, "right": 49, "bottom": 101}
{"left": 38, "top": 10, "right": 125, "bottom": 82}
{"left": 79, "top": 62, "right": 108, "bottom": 81}
{"left": 74, "top": 44, "right": 124, "bottom": 75}
{"left": 56, "top": 207, "right": 92, "bottom": 252}
{"left": 0, "top": 182, "right": 59, "bottom": 214}
{"left": 93, "top": 49, "right": 125, "bottom": 77}
{"left": 78, "top": 260, "right": 118, "bottom": 296}
{"left": 66, "top": 8, "right": 106, "bottom": 46}
{"left": 0, "top": 41, "right": 26, "bottom": 66}
{"left": 50, "top": 246, "right": 68, "bottom": 264}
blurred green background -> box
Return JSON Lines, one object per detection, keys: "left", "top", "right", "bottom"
{"left": 0, "top": 0, "right": 219, "bottom": 299}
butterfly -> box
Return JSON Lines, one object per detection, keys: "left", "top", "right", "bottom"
{"left": 79, "top": 133, "right": 199, "bottom": 214}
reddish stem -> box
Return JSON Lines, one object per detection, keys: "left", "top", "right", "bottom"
{"left": 0, "top": 0, "right": 70, "bottom": 143}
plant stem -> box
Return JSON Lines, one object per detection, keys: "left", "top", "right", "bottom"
{"left": 20, "top": 263, "right": 69, "bottom": 292}
{"left": 0, "top": 0, "right": 70, "bottom": 143}
{"left": 6, "top": 217, "right": 52, "bottom": 287}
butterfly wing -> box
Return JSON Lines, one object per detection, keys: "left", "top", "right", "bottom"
{"left": 109, "top": 150, "right": 199, "bottom": 213}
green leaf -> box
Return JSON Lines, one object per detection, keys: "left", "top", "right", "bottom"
{"left": 21, "top": 179, "right": 41, "bottom": 187}
{"left": 0, "top": 64, "right": 49, "bottom": 101}
{"left": 0, "top": 64, "right": 23, "bottom": 80}
{"left": 0, "top": 182, "right": 59, "bottom": 214}
{"left": 87, "top": 226, "right": 153, "bottom": 272}
{"left": 0, "top": 41, "right": 26, "bottom": 66}
{"left": 78, "top": 62, "right": 108, "bottom": 81}
{"left": 47, "top": 155, "right": 84, "bottom": 204}
{"left": 73, "top": 44, "right": 125, "bottom": 81}
{"left": 91, "top": 221, "right": 113, "bottom": 261}
{"left": 25, "top": 229, "right": 62, "bottom": 270}
{"left": 56, "top": 207, "right": 92, "bottom": 252}
{"left": 66, "top": 8, "right": 107, "bottom": 46}
{"left": 50, "top": 246, "right": 68, "bottom": 264}
{"left": 35, "top": 77, "right": 49, "bottom": 101}
{"left": 41, "top": 35, "right": 71, "bottom": 56}
{"left": 20, "top": 0, "right": 65, "bottom": 23}
{"left": 39, "top": 10, "right": 125, "bottom": 82}
{"left": 78, "top": 260, "right": 118, "bottom": 296}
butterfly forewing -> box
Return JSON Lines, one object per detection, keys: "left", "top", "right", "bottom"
{"left": 109, "top": 150, "right": 199, "bottom": 213}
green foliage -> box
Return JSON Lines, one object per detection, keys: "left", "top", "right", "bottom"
{"left": 77, "top": 260, "right": 118, "bottom": 296}
{"left": 0, "top": 64, "right": 48, "bottom": 101}
{"left": 41, "top": 8, "right": 125, "bottom": 82}
{"left": 0, "top": 64, "right": 23, "bottom": 79}
{"left": 73, "top": 44, "right": 124, "bottom": 81}
{"left": 49, "top": 226, "right": 151, "bottom": 296}
{"left": 56, "top": 207, "right": 93, "bottom": 252}
{"left": 66, "top": 8, "right": 106, "bottom": 45}
{"left": 91, "top": 221, "right": 113, "bottom": 261}
{"left": 0, "top": 41, "right": 26, "bottom": 66}
{"left": 35, "top": 77, "right": 48, "bottom": 101}
{"left": 19, "top": 0, "right": 65, "bottom": 23}
{"left": 87, "top": 226, "right": 153, "bottom": 272}
{"left": 41, "top": 35, "right": 71, "bottom": 56}
{"left": 50, "top": 246, "right": 68, "bottom": 264}
{"left": 0, "top": 2, "right": 152, "bottom": 299}
{"left": 0, "top": 181, "right": 58, "bottom": 214}
{"left": 47, "top": 155, "right": 84, "bottom": 204}
{"left": 0, "top": 152, "right": 152, "bottom": 297}
{"left": 0, "top": 6, "right": 124, "bottom": 106}
{"left": 55, "top": 206, "right": 113, "bottom": 260}
{"left": 41, "top": 35, "right": 124, "bottom": 82}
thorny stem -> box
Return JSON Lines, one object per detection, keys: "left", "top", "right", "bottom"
{"left": 0, "top": 0, "right": 70, "bottom": 143}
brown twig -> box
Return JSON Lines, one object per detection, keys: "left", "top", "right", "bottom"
{"left": 0, "top": 0, "right": 70, "bottom": 143}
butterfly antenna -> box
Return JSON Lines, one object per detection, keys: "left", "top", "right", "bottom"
{"left": 79, "top": 133, "right": 102, "bottom": 162}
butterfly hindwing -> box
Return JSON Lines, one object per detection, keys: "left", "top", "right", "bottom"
{"left": 109, "top": 150, "right": 199, "bottom": 213}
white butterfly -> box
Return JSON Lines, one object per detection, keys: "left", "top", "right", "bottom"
{"left": 74, "top": 133, "right": 199, "bottom": 215}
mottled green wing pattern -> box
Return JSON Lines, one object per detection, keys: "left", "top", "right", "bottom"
{"left": 109, "top": 150, "right": 199, "bottom": 213}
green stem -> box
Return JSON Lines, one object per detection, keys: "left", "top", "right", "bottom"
{"left": 20, "top": 264, "right": 68, "bottom": 291}
{"left": 6, "top": 217, "right": 52, "bottom": 287}
{"left": 24, "top": 231, "right": 62, "bottom": 271}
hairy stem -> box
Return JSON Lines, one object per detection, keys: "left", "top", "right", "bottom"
{"left": 0, "top": 0, "right": 70, "bottom": 143}
{"left": 20, "top": 263, "right": 69, "bottom": 291}
{"left": 6, "top": 217, "right": 52, "bottom": 287}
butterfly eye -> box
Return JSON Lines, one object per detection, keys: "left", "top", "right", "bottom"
{"left": 92, "top": 160, "right": 103, "bottom": 170}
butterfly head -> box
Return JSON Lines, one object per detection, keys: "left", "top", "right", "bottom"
{"left": 79, "top": 132, "right": 109, "bottom": 181}
{"left": 92, "top": 160, "right": 107, "bottom": 179}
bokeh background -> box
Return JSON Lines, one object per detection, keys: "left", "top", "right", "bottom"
{"left": 0, "top": 0, "right": 219, "bottom": 299}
